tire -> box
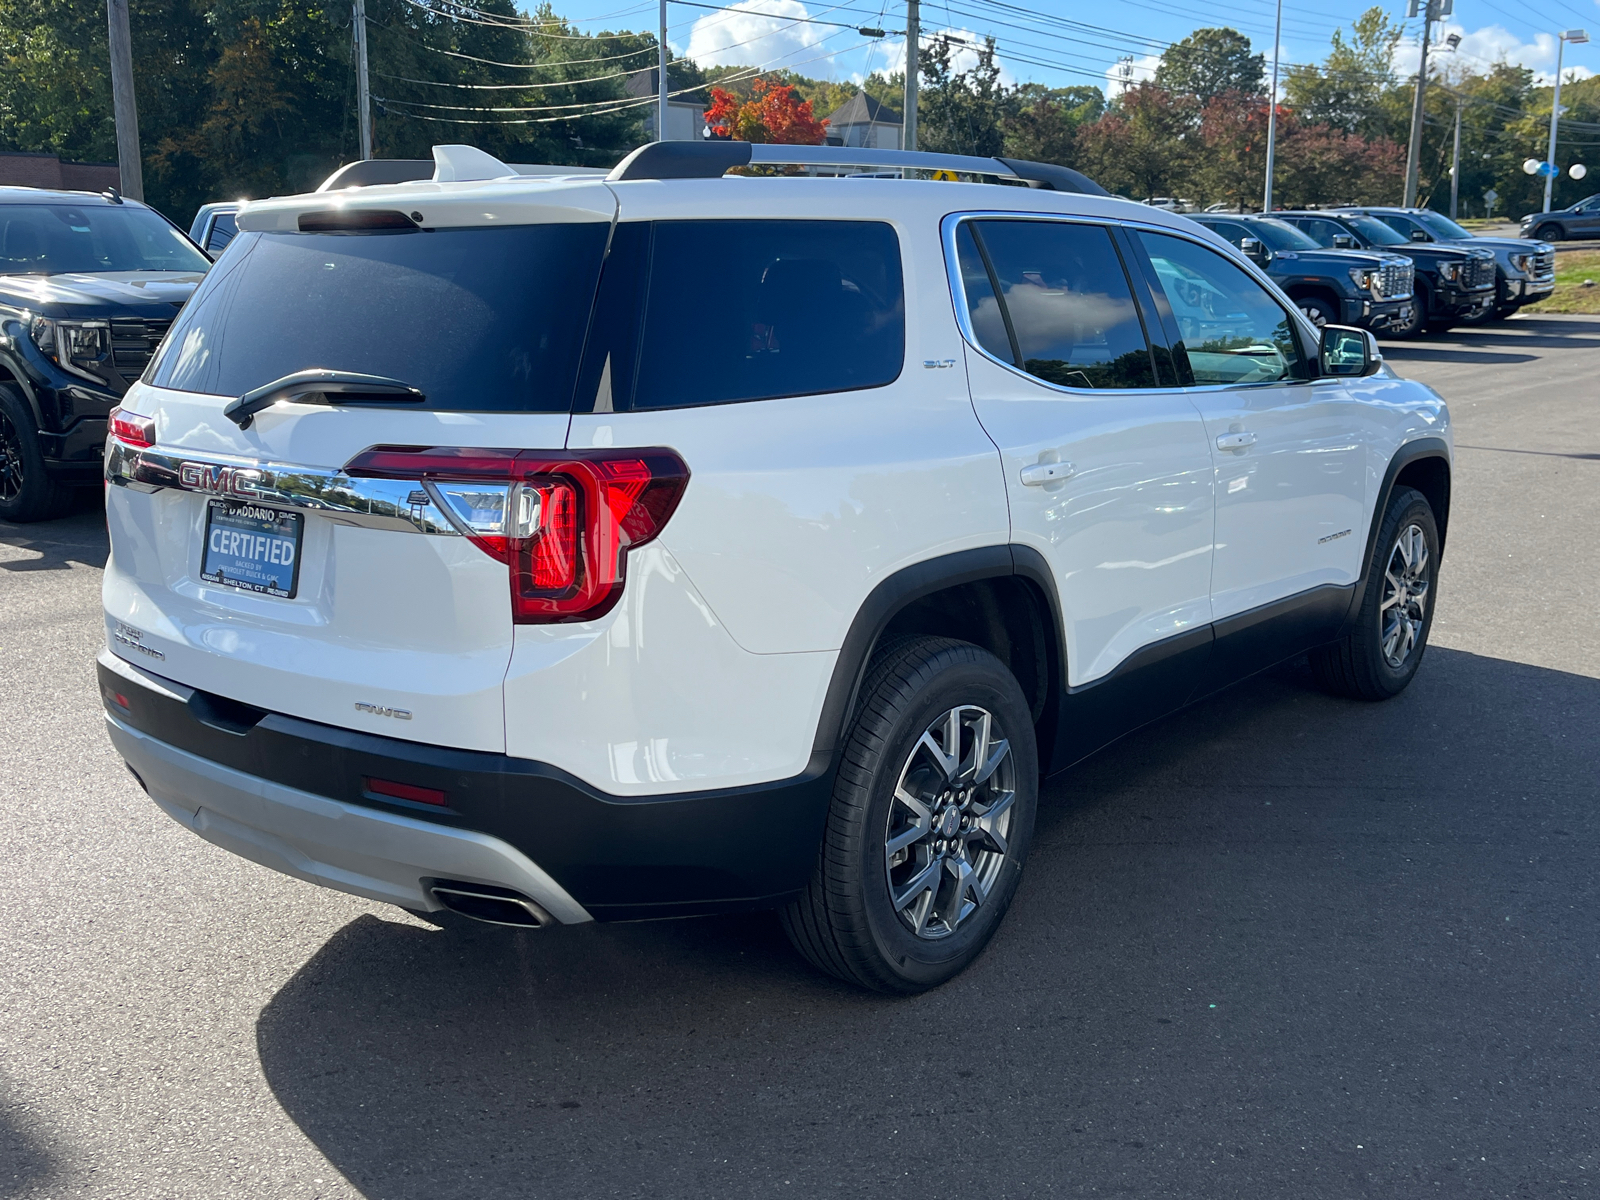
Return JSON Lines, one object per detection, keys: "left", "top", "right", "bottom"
{"left": 1391, "top": 288, "right": 1427, "bottom": 338}
{"left": 0, "top": 385, "right": 74, "bottom": 524}
{"left": 1293, "top": 294, "right": 1338, "bottom": 328}
{"left": 1534, "top": 222, "right": 1564, "bottom": 242}
{"left": 781, "top": 636, "right": 1039, "bottom": 993}
{"left": 1310, "top": 486, "right": 1439, "bottom": 701}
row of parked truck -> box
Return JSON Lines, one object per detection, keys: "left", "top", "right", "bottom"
{"left": 1186, "top": 206, "right": 1556, "bottom": 338}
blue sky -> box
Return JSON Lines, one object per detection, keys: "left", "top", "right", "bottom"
{"left": 544, "top": 0, "right": 1599, "bottom": 99}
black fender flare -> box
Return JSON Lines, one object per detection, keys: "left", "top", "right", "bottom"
{"left": 804, "top": 545, "right": 1065, "bottom": 775}
{"left": 1342, "top": 436, "right": 1451, "bottom": 631}
{"left": 0, "top": 328, "right": 48, "bottom": 428}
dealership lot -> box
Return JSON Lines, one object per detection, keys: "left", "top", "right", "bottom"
{"left": 2, "top": 316, "right": 1598, "bottom": 1199}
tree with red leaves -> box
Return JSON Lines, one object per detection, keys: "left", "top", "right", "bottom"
{"left": 703, "top": 77, "right": 828, "bottom": 144}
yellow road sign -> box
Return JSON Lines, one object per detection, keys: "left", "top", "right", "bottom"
{"left": 931, "top": 169, "right": 960, "bottom": 181}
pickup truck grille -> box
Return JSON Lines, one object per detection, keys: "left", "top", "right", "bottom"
{"left": 1465, "top": 256, "right": 1497, "bottom": 289}
{"left": 1377, "top": 260, "right": 1414, "bottom": 300}
{"left": 1532, "top": 248, "right": 1556, "bottom": 280}
{"left": 109, "top": 318, "right": 173, "bottom": 376}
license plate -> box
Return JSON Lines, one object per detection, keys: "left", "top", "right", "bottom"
{"left": 200, "top": 499, "right": 303, "bottom": 598}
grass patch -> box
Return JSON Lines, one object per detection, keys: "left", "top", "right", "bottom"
{"left": 1523, "top": 249, "right": 1600, "bottom": 314}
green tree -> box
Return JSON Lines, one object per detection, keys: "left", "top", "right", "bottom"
{"left": 1283, "top": 8, "right": 1400, "bottom": 138}
{"left": 916, "top": 36, "right": 1012, "bottom": 157}
{"left": 1154, "top": 28, "right": 1264, "bottom": 106}
{"left": 1075, "top": 83, "right": 1198, "bottom": 199}
{"left": 1001, "top": 84, "right": 1102, "bottom": 164}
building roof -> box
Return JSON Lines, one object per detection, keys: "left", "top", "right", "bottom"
{"left": 624, "top": 68, "right": 704, "bottom": 101}
{"left": 825, "top": 91, "right": 902, "bottom": 127}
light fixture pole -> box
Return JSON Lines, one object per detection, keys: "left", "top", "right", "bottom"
{"left": 904, "top": 0, "right": 919, "bottom": 151}
{"left": 353, "top": 0, "right": 372, "bottom": 160}
{"left": 105, "top": 0, "right": 143, "bottom": 200}
{"left": 658, "top": 0, "right": 669, "bottom": 141}
{"left": 1544, "top": 29, "right": 1589, "bottom": 212}
{"left": 1449, "top": 92, "right": 1464, "bottom": 218}
{"left": 1262, "top": 0, "right": 1283, "bottom": 212}
{"left": 1403, "top": 0, "right": 1450, "bottom": 207}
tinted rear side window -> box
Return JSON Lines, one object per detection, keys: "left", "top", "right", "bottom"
{"left": 147, "top": 223, "right": 610, "bottom": 412}
{"left": 967, "top": 219, "right": 1156, "bottom": 390}
{"left": 631, "top": 220, "right": 903, "bottom": 410}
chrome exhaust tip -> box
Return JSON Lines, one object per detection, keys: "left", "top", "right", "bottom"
{"left": 426, "top": 881, "right": 555, "bottom": 928}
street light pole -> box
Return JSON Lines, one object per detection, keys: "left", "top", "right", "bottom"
{"left": 353, "top": 0, "right": 372, "bottom": 160}
{"left": 658, "top": 0, "right": 669, "bottom": 142}
{"left": 105, "top": 0, "right": 143, "bottom": 201}
{"left": 1402, "top": 0, "right": 1439, "bottom": 208}
{"left": 1450, "top": 93, "right": 1463, "bottom": 218}
{"left": 1262, "top": 0, "right": 1283, "bottom": 212}
{"left": 903, "top": 0, "right": 919, "bottom": 151}
{"left": 1544, "top": 30, "right": 1589, "bottom": 213}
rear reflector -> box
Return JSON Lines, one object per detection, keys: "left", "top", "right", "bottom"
{"left": 364, "top": 777, "right": 449, "bottom": 806}
{"left": 108, "top": 406, "right": 155, "bottom": 448}
{"left": 345, "top": 445, "right": 690, "bottom": 624}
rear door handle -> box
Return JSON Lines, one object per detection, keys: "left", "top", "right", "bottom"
{"left": 1216, "top": 431, "right": 1257, "bottom": 451}
{"left": 1019, "top": 460, "right": 1075, "bottom": 487}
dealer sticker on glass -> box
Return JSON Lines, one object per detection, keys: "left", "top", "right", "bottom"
{"left": 200, "top": 499, "right": 303, "bottom": 599}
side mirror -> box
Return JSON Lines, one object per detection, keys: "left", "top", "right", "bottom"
{"left": 1320, "top": 324, "right": 1382, "bottom": 377}
{"left": 1410, "top": 228, "right": 1430, "bottom": 242}
{"left": 1238, "top": 236, "right": 1270, "bottom": 264}
{"left": 1331, "top": 234, "right": 1356, "bottom": 250}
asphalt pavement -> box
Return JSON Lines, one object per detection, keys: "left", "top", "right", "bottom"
{"left": 2, "top": 315, "right": 1598, "bottom": 1200}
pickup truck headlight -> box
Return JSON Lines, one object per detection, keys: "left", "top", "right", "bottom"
{"left": 1438, "top": 261, "right": 1462, "bottom": 283}
{"left": 28, "top": 316, "right": 112, "bottom": 382}
{"left": 1508, "top": 251, "right": 1534, "bottom": 274}
{"left": 1348, "top": 267, "right": 1376, "bottom": 293}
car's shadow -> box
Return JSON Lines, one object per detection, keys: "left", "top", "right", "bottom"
{"left": 1381, "top": 314, "right": 1600, "bottom": 354}
{"left": 0, "top": 491, "right": 108, "bottom": 573}
{"left": 0, "top": 1071, "right": 58, "bottom": 1200}
{"left": 255, "top": 647, "right": 1600, "bottom": 1199}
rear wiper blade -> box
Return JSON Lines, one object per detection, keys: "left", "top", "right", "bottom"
{"left": 224, "top": 369, "right": 426, "bottom": 429}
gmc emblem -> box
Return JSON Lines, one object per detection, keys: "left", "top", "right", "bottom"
{"left": 179, "top": 461, "right": 262, "bottom": 498}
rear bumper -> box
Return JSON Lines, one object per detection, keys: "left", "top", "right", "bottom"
{"left": 99, "top": 650, "right": 831, "bottom": 921}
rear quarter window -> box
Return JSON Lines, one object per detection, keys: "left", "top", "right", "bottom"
{"left": 628, "top": 219, "right": 904, "bottom": 410}
{"left": 146, "top": 223, "right": 610, "bottom": 413}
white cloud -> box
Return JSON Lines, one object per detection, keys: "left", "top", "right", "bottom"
{"left": 1105, "top": 53, "right": 1161, "bottom": 97}
{"left": 866, "top": 28, "right": 1015, "bottom": 86}
{"left": 684, "top": 0, "right": 837, "bottom": 76}
{"left": 1397, "top": 24, "right": 1595, "bottom": 85}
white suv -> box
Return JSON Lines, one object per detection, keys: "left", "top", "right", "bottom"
{"left": 100, "top": 142, "right": 1451, "bottom": 993}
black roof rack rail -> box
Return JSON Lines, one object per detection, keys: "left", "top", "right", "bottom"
{"left": 606, "top": 141, "right": 1108, "bottom": 195}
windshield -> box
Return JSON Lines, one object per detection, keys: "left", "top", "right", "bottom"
{"left": 1246, "top": 219, "right": 1322, "bottom": 252}
{"left": 146, "top": 223, "right": 609, "bottom": 412}
{"left": 1345, "top": 215, "right": 1410, "bottom": 246}
{"left": 1413, "top": 211, "right": 1472, "bottom": 240}
{"left": 0, "top": 204, "right": 209, "bottom": 275}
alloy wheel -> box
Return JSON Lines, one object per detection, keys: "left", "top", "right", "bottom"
{"left": 884, "top": 704, "right": 1016, "bottom": 940}
{"left": 1380, "top": 522, "right": 1430, "bottom": 667}
{"left": 0, "top": 409, "right": 24, "bottom": 504}
{"left": 1299, "top": 301, "right": 1331, "bottom": 327}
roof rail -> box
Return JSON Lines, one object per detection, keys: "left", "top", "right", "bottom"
{"left": 606, "top": 141, "right": 1108, "bottom": 195}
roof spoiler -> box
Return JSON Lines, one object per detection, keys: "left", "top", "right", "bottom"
{"left": 606, "top": 141, "right": 1108, "bottom": 194}
{"left": 317, "top": 146, "right": 608, "bottom": 192}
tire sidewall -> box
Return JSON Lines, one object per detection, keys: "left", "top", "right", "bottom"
{"left": 0, "top": 385, "right": 56, "bottom": 523}
{"left": 1358, "top": 491, "right": 1440, "bottom": 695}
{"left": 849, "top": 654, "right": 1038, "bottom": 990}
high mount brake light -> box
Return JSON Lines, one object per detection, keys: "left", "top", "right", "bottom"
{"left": 107, "top": 407, "right": 156, "bottom": 448}
{"left": 344, "top": 446, "right": 690, "bottom": 624}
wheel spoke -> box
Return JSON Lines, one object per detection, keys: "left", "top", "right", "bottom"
{"left": 892, "top": 858, "right": 943, "bottom": 917}
{"left": 973, "top": 736, "right": 1011, "bottom": 786}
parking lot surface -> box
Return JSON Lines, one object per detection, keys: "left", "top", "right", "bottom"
{"left": 2, "top": 316, "right": 1598, "bottom": 1200}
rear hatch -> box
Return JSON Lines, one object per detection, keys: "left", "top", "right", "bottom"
{"left": 104, "top": 180, "right": 616, "bottom": 752}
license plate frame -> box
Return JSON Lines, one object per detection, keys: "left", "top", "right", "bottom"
{"left": 199, "top": 498, "right": 303, "bottom": 599}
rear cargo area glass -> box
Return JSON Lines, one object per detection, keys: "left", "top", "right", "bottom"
{"left": 146, "top": 224, "right": 609, "bottom": 412}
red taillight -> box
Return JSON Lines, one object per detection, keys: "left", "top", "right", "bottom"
{"left": 345, "top": 445, "right": 690, "bottom": 624}
{"left": 107, "top": 406, "right": 155, "bottom": 448}
{"left": 364, "top": 777, "right": 449, "bottom": 807}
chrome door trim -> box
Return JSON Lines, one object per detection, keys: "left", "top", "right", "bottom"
{"left": 104, "top": 441, "right": 462, "bottom": 536}
{"left": 939, "top": 210, "right": 1326, "bottom": 397}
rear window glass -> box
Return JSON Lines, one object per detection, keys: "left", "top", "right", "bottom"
{"left": 631, "top": 220, "right": 903, "bottom": 410}
{"left": 146, "top": 223, "right": 609, "bottom": 412}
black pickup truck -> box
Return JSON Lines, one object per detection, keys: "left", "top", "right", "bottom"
{"left": 0, "top": 186, "right": 209, "bottom": 521}
{"left": 1188, "top": 213, "right": 1415, "bottom": 332}
{"left": 1272, "top": 210, "right": 1496, "bottom": 335}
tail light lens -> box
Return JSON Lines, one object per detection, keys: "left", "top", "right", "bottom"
{"left": 345, "top": 445, "right": 690, "bottom": 624}
{"left": 108, "top": 406, "right": 156, "bottom": 448}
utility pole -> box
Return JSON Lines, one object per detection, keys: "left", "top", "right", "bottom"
{"left": 1449, "top": 93, "right": 1463, "bottom": 218}
{"left": 1544, "top": 30, "right": 1589, "bottom": 212}
{"left": 353, "top": 0, "right": 372, "bottom": 159}
{"left": 105, "top": 0, "right": 143, "bottom": 201}
{"left": 903, "top": 0, "right": 919, "bottom": 152}
{"left": 1262, "top": 0, "right": 1283, "bottom": 212}
{"left": 658, "top": 0, "right": 669, "bottom": 141}
{"left": 1402, "top": 0, "right": 1448, "bottom": 207}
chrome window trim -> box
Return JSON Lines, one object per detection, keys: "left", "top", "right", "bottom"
{"left": 939, "top": 211, "right": 1323, "bottom": 398}
{"left": 104, "top": 441, "right": 463, "bottom": 536}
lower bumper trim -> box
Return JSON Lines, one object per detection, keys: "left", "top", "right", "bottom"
{"left": 108, "top": 714, "right": 594, "bottom": 924}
